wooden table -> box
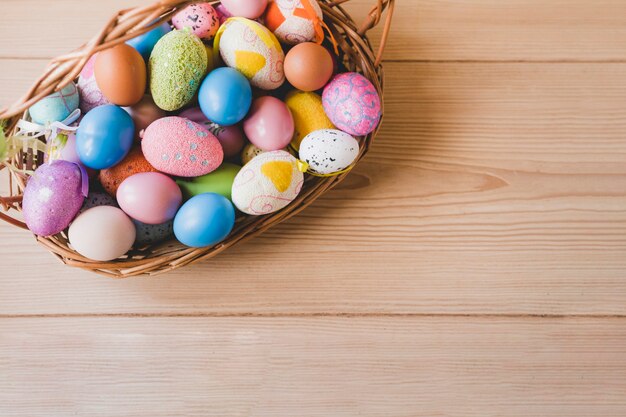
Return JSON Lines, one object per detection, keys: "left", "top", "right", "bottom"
{"left": 2, "top": 1, "right": 626, "bottom": 415}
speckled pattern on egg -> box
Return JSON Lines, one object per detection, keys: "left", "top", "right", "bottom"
{"left": 298, "top": 129, "right": 359, "bottom": 175}
{"left": 77, "top": 54, "right": 111, "bottom": 113}
{"left": 172, "top": 2, "right": 220, "bottom": 40}
{"left": 80, "top": 191, "right": 118, "bottom": 213}
{"left": 133, "top": 219, "right": 174, "bottom": 246}
{"left": 99, "top": 146, "right": 159, "bottom": 196}
{"left": 265, "top": 0, "right": 324, "bottom": 45}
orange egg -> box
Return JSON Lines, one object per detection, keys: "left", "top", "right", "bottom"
{"left": 95, "top": 44, "right": 146, "bottom": 106}
{"left": 284, "top": 42, "right": 333, "bottom": 92}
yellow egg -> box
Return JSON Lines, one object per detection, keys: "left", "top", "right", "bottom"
{"left": 285, "top": 90, "right": 335, "bottom": 151}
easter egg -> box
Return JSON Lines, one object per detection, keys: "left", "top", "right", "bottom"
{"left": 76, "top": 105, "right": 134, "bottom": 170}
{"left": 215, "top": 4, "right": 234, "bottom": 24}
{"left": 68, "top": 206, "right": 136, "bottom": 261}
{"left": 174, "top": 193, "right": 235, "bottom": 247}
{"left": 22, "top": 161, "right": 86, "bottom": 236}
{"left": 149, "top": 29, "right": 208, "bottom": 111}
{"left": 176, "top": 162, "right": 241, "bottom": 201}
{"left": 29, "top": 82, "right": 80, "bottom": 125}
{"left": 126, "top": 22, "right": 172, "bottom": 61}
{"left": 322, "top": 72, "right": 382, "bottom": 136}
{"left": 77, "top": 54, "right": 110, "bottom": 113}
{"left": 220, "top": 0, "right": 268, "bottom": 19}
{"left": 123, "top": 95, "right": 166, "bottom": 136}
{"left": 241, "top": 143, "right": 266, "bottom": 165}
{"left": 172, "top": 2, "right": 220, "bottom": 40}
{"left": 142, "top": 117, "right": 224, "bottom": 177}
{"left": 285, "top": 90, "right": 334, "bottom": 151}
{"left": 198, "top": 67, "right": 252, "bottom": 126}
{"left": 117, "top": 172, "right": 182, "bottom": 225}
{"left": 284, "top": 42, "right": 333, "bottom": 92}
{"left": 231, "top": 150, "right": 303, "bottom": 215}
{"left": 265, "top": 0, "right": 324, "bottom": 45}
{"left": 133, "top": 219, "right": 174, "bottom": 246}
{"left": 95, "top": 44, "right": 147, "bottom": 106}
{"left": 299, "top": 129, "right": 359, "bottom": 174}
{"left": 179, "top": 107, "right": 245, "bottom": 157}
{"left": 215, "top": 18, "right": 285, "bottom": 90}
{"left": 243, "top": 96, "right": 294, "bottom": 151}
{"left": 80, "top": 191, "right": 117, "bottom": 213}
{"left": 99, "top": 146, "right": 159, "bottom": 196}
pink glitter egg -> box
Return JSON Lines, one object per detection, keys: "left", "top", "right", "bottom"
{"left": 179, "top": 107, "right": 245, "bottom": 158}
{"left": 172, "top": 2, "right": 220, "bottom": 40}
{"left": 142, "top": 116, "right": 224, "bottom": 177}
{"left": 322, "top": 72, "right": 382, "bottom": 136}
{"left": 77, "top": 54, "right": 111, "bottom": 113}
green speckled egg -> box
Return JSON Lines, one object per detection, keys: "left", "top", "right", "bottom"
{"left": 149, "top": 29, "right": 208, "bottom": 111}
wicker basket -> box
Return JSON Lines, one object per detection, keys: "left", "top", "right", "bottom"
{"left": 0, "top": 0, "right": 395, "bottom": 278}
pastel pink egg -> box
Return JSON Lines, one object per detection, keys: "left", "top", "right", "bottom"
{"left": 142, "top": 116, "right": 224, "bottom": 177}
{"left": 220, "top": 0, "right": 268, "bottom": 19}
{"left": 172, "top": 2, "right": 220, "bottom": 40}
{"left": 322, "top": 72, "right": 382, "bottom": 136}
{"left": 179, "top": 107, "right": 245, "bottom": 158}
{"left": 214, "top": 4, "right": 233, "bottom": 24}
{"left": 77, "top": 54, "right": 111, "bottom": 113}
{"left": 123, "top": 95, "right": 166, "bottom": 138}
{"left": 117, "top": 172, "right": 182, "bottom": 225}
{"left": 243, "top": 96, "right": 294, "bottom": 151}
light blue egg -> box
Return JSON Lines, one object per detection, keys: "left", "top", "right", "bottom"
{"left": 76, "top": 105, "right": 134, "bottom": 170}
{"left": 198, "top": 67, "right": 252, "bottom": 126}
{"left": 174, "top": 193, "right": 235, "bottom": 248}
{"left": 29, "top": 82, "right": 80, "bottom": 125}
{"left": 126, "top": 22, "right": 172, "bottom": 61}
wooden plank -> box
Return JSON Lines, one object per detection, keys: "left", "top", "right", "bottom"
{"left": 2, "top": 0, "right": 626, "bottom": 62}
{"left": 1, "top": 62, "right": 626, "bottom": 316}
{"left": 1, "top": 316, "right": 626, "bottom": 416}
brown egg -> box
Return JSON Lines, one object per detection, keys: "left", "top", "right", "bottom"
{"left": 95, "top": 44, "right": 146, "bottom": 106}
{"left": 99, "top": 146, "right": 159, "bottom": 196}
{"left": 284, "top": 43, "right": 334, "bottom": 92}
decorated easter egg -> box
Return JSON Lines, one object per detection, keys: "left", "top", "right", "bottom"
{"left": 142, "top": 117, "right": 224, "bottom": 177}
{"left": 215, "top": 4, "right": 234, "bottom": 24}
{"left": 77, "top": 54, "right": 110, "bottom": 113}
{"left": 220, "top": 0, "right": 268, "bottom": 19}
{"left": 133, "top": 219, "right": 174, "bottom": 246}
{"left": 198, "top": 67, "right": 252, "bottom": 126}
{"left": 76, "top": 105, "right": 135, "bottom": 170}
{"left": 244, "top": 96, "right": 294, "bottom": 151}
{"left": 241, "top": 143, "right": 266, "bottom": 165}
{"left": 215, "top": 18, "right": 285, "bottom": 90}
{"left": 80, "top": 191, "right": 117, "bottom": 213}
{"left": 232, "top": 150, "right": 303, "bottom": 215}
{"left": 174, "top": 193, "right": 235, "bottom": 247}
{"left": 123, "top": 95, "right": 166, "bottom": 136}
{"left": 284, "top": 42, "right": 333, "bottom": 92}
{"left": 172, "top": 2, "right": 220, "bottom": 40}
{"left": 265, "top": 0, "right": 323, "bottom": 45}
{"left": 117, "top": 172, "right": 182, "bottom": 225}
{"left": 126, "top": 22, "right": 172, "bottom": 61}
{"left": 177, "top": 162, "right": 241, "bottom": 201}
{"left": 322, "top": 72, "right": 382, "bottom": 136}
{"left": 29, "top": 82, "right": 80, "bottom": 125}
{"left": 95, "top": 44, "right": 147, "bottom": 106}
{"left": 179, "top": 107, "right": 245, "bottom": 157}
{"left": 22, "top": 161, "right": 86, "bottom": 236}
{"left": 149, "top": 29, "right": 208, "bottom": 111}
{"left": 285, "top": 90, "right": 334, "bottom": 151}
{"left": 68, "top": 206, "right": 136, "bottom": 261}
{"left": 99, "top": 146, "right": 159, "bottom": 196}
{"left": 299, "top": 129, "right": 359, "bottom": 174}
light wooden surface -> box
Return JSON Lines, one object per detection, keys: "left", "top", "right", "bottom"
{"left": 1, "top": 1, "right": 626, "bottom": 416}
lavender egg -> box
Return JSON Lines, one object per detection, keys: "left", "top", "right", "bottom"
{"left": 22, "top": 161, "right": 86, "bottom": 236}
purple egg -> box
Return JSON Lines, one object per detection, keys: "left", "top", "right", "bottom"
{"left": 179, "top": 107, "right": 245, "bottom": 158}
{"left": 22, "top": 160, "right": 86, "bottom": 236}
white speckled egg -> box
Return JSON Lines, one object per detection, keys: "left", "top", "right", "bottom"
{"left": 232, "top": 150, "right": 303, "bottom": 215}
{"left": 216, "top": 18, "right": 285, "bottom": 90}
{"left": 298, "top": 129, "right": 359, "bottom": 175}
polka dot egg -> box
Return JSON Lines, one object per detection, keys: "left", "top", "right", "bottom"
{"left": 298, "top": 129, "right": 359, "bottom": 175}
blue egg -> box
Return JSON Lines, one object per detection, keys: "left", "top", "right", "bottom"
{"left": 126, "top": 22, "right": 171, "bottom": 61}
{"left": 76, "top": 105, "right": 134, "bottom": 170}
{"left": 29, "top": 82, "right": 80, "bottom": 125}
{"left": 174, "top": 193, "right": 235, "bottom": 248}
{"left": 198, "top": 67, "right": 252, "bottom": 126}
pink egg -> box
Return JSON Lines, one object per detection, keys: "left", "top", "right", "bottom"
{"left": 172, "top": 2, "right": 220, "bottom": 40}
{"left": 322, "top": 72, "right": 382, "bottom": 136}
{"left": 123, "top": 95, "right": 166, "bottom": 138}
{"left": 214, "top": 4, "right": 233, "bottom": 24}
{"left": 57, "top": 132, "right": 97, "bottom": 178}
{"left": 221, "top": 0, "right": 268, "bottom": 19}
{"left": 243, "top": 96, "right": 294, "bottom": 151}
{"left": 142, "top": 117, "right": 224, "bottom": 177}
{"left": 77, "top": 54, "right": 111, "bottom": 113}
{"left": 117, "top": 172, "right": 182, "bottom": 225}
{"left": 179, "top": 107, "right": 245, "bottom": 158}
